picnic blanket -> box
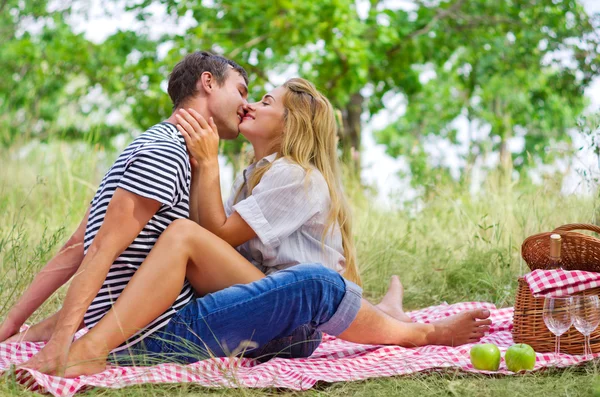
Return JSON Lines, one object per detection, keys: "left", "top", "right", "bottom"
{"left": 1, "top": 270, "right": 597, "bottom": 396}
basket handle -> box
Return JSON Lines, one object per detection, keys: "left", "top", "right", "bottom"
{"left": 552, "top": 223, "right": 600, "bottom": 235}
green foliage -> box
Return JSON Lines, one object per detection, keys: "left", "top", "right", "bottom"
{"left": 1, "top": 1, "right": 124, "bottom": 146}
{"left": 376, "top": 0, "right": 599, "bottom": 183}
{"left": 1, "top": 0, "right": 599, "bottom": 179}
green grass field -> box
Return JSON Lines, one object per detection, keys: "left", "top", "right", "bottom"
{"left": 1, "top": 141, "right": 599, "bottom": 396}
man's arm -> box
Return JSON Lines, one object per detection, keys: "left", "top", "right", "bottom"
{"left": 0, "top": 206, "right": 91, "bottom": 342}
{"left": 21, "top": 188, "right": 160, "bottom": 374}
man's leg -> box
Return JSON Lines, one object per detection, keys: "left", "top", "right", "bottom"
{"left": 5, "top": 313, "right": 59, "bottom": 343}
{"left": 62, "top": 263, "right": 343, "bottom": 375}
{"left": 242, "top": 324, "right": 322, "bottom": 362}
{"left": 60, "top": 219, "right": 265, "bottom": 377}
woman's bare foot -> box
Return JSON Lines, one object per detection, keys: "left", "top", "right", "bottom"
{"left": 428, "top": 309, "right": 492, "bottom": 346}
{"left": 376, "top": 275, "right": 413, "bottom": 322}
{"left": 63, "top": 339, "right": 108, "bottom": 378}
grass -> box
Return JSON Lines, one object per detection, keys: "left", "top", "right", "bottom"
{"left": 1, "top": 141, "right": 599, "bottom": 396}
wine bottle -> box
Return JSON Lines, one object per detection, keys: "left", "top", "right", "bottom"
{"left": 547, "top": 233, "right": 562, "bottom": 270}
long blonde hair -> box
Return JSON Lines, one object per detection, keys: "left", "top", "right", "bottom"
{"left": 239, "top": 78, "right": 361, "bottom": 286}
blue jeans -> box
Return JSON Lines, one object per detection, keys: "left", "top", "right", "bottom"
{"left": 112, "top": 263, "right": 362, "bottom": 364}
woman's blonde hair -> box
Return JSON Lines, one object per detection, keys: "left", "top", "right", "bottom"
{"left": 238, "top": 78, "right": 361, "bottom": 286}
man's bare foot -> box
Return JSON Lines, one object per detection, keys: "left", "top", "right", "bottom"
{"left": 63, "top": 339, "right": 108, "bottom": 378}
{"left": 376, "top": 275, "right": 413, "bottom": 322}
{"left": 5, "top": 317, "right": 56, "bottom": 343}
{"left": 428, "top": 309, "right": 492, "bottom": 346}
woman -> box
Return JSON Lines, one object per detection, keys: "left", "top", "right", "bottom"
{"left": 15, "top": 78, "right": 491, "bottom": 377}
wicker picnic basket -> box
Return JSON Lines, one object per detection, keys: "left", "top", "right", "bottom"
{"left": 512, "top": 224, "right": 600, "bottom": 355}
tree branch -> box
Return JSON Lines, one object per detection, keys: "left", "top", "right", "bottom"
{"left": 325, "top": 50, "right": 349, "bottom": 95}
{"left": 228, "top": 34, "right": 268, "bottom": 58}
{"left": 244, "top": 64, "right": 271, "bottom": 89}
{"left": 385, "top": 0, "right": 467, "bottom": 59}
{"left": 451, "top": 14, "right": 520, "bottom": 30}
{"left": 407, "top": 0, "right": 467, "bottom": 39}
{"left": 384, "top": 9, "right": 520, "bottom": 61}
{"left": 0, "top": 0, "right": 9, "bottom": 14}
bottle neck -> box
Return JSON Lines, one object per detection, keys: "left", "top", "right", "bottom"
{"left": 548, "top": 235, "right": 562, "bottom": 270}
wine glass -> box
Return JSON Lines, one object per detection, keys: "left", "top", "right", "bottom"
{"left": 543, "top": 297, "right": 574, "bottom": 356}
{"left": 571, "top": 295, "right": 600, "bottom": 359}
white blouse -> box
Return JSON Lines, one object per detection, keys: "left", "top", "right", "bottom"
{"left": 225, "top": 153, "right": 346, "bottom": 275}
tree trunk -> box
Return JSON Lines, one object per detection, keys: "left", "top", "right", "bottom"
{"left": 499, "top": 129, "right": 513, "bottom": 189}
{"left": 339, "top": 92, "right": 363, "bottom": 180}
{"left": 462, "top": 113, "right": 479, "bottom": 188}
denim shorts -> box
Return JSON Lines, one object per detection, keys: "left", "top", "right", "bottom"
{"left": 110, "top": 263, "right": 362, "bottom": 365}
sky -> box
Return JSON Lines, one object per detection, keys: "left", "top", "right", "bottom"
{"left": 67, "top": 0, "right": 600, "bottom": 207}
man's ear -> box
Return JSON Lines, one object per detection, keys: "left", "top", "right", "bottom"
{"left": 197, "top": 72, "right": 214, "bottom": 95}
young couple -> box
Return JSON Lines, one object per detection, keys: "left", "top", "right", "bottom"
{"left": 0, "top": 51, "right": 491, "bottom": 378}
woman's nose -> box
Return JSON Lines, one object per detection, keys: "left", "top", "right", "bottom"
{"left": 243, "top": 103, "right": 255, "bottom": 112}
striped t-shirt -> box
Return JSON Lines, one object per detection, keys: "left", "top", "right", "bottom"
{"left": 83, "top": 122, "right": 195, "bottom": 352}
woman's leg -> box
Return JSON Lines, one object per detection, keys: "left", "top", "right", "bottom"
{"left": 338, "top": 299, "right": 491, "bottom": 347}
{"left": 375, "top": 275, "right": 413, "bottom": 322}
{"left": 62, "top": 219, "right": 264, "bottom": 377}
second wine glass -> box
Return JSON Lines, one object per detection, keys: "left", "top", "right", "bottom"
{"left": 571, "top": 295, "right": 600, "bottom": 359}
{"left": 543, "top": 297, "right": 573, "bottom": 356}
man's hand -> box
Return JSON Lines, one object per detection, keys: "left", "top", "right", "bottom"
{"left": 18, "top": 338, "right": 70, "bottom": 376}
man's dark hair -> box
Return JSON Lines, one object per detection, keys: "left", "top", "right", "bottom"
{"left": 168, "top": 51, "right": 248, "bottom": 109}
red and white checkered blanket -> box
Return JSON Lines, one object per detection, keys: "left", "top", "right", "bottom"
{"left": 524, "top": 269, "right": 600, "bottom": 297}
{"left": 1, "top": 298, "right": 596, "bottom": 396}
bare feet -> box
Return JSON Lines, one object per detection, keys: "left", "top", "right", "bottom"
{"left": 5, "top": 317, "right": 56, "bottom": 343}
{"left": 63, "top": 339, "right": 108, "bottom": 378}
{"left": 376, "top": 275, "right": 413, "bottom": 322}
{"left": 428, "top": 309, "right": 492, "bottom": 346}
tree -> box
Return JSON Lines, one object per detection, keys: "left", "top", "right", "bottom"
{"left": 375, "top": 0, "right": 600, "bottom": 187}
{"left": 0, "top": 0, "right": 136, "bottom": 147}
{"left": 2, "top": 0, "right": 598, "bottom": 187}
{"left": 117, "top": 0, "right": 600, "bottom": 182}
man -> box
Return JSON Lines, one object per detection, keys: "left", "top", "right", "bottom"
{"left": 0, "top": 51, "right": 250, "bottom": 374}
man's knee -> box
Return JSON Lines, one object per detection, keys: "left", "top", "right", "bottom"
{"left": 165, "top": 219, "right": 203, "bottom": 242}
{"left": 168, "top": 218, "right": 196, "bottom": 234}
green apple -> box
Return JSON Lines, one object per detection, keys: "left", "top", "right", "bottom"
{"left": 505, "top": 343, "right": 536, "bottom": 372}
{"left": 470, "top": 343, "right": 501, "bottom": 371}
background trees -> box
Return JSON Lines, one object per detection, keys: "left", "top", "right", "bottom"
{"left": 2, "top": 0, "right": 598, "bottom": 188}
